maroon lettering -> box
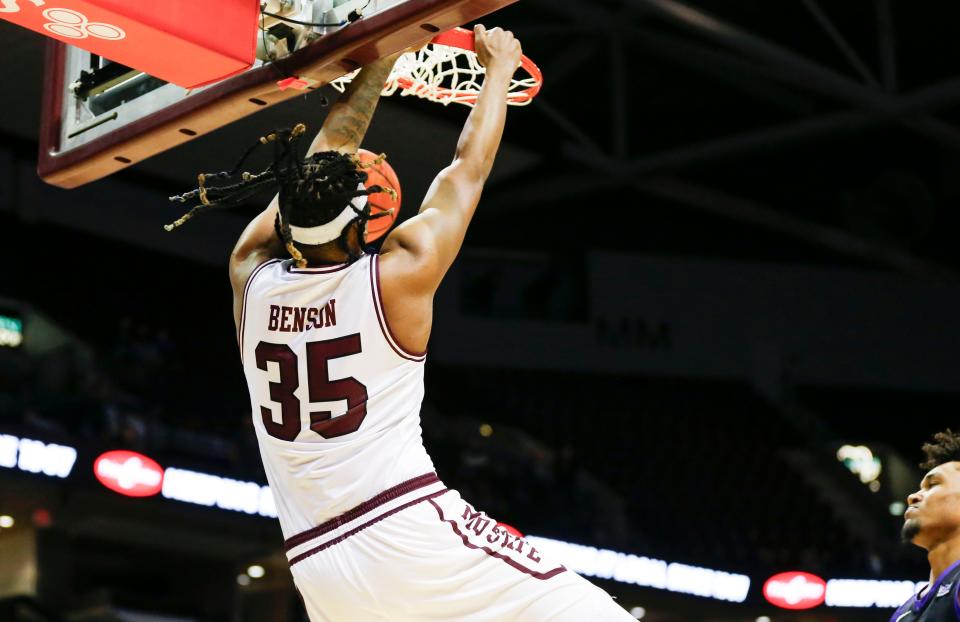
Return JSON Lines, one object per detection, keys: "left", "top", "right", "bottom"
{"left": 460, "top": 506, "right": 491, "bottom": 536}
{"left": 257, "top": 335, "right": 368, "bottom": 441}
{"left": 279, "top": 307, "right": 292, "bottom": 332}
{"left": 255, "top": 342, "right": 301, "bottom": 441}
{"left": 486, "top": 526, "right": 502, "bottom": 544}
{"left": 268, "top": 305, "right": 280, "bottom": 331}
{"left": 269, "top": 304, "right": 336, "bottom": 332}
{"left": 461, "top": 505, "right": 478, "bottom": 521}
{"left": 324, "top": 299, "right": 337, "bottom": 327}
{"left": 472, "top": 517, "right": 491, "bottom": 536}
{"left": 307, "top": 334, "right": 368, "bottom": 438}
{"left": 292, "top": 307, "right": 306, "bottom": 332}
{"left": 527, "top": 547, "right": 541, "bottom": 562}
{"left": 502, "top": 533, "right": 517, "bottom": 551}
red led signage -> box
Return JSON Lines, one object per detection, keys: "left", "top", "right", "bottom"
{"left": 94, "top": 450, "right": 164, "bottom": 497}
{"left": 763, "top": 571, "right": 827, "bottom": 610}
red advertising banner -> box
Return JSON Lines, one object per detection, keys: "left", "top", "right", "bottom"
{"left": 94, "top": 450, "right": 164, "bottom": 497}
{"left": 0, "top": 0, "right": 256, "bottom": 87}
{"left": 763, "top": 571, "right": 827, "bottom": 610}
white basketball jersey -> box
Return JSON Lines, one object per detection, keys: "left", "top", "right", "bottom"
{"left": 239, "top": 254, "right": 435, "bottom": 539}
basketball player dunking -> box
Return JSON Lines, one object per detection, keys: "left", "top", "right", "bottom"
{"left": 892, "top": 430, "right": 960, "bottom": 622}
{"left": 167, "top": 25, "right": 633, "bottom": 621}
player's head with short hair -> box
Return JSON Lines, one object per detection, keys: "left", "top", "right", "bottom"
{"left": 165, "top": 124, "right": 395, "bottom": 267}
{"left": 901, "top": 429, "right": 960, "bottom": 549}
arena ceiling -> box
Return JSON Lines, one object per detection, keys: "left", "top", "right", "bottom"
{"left": 3, "top": 0, "right": 960, "bottom": 275}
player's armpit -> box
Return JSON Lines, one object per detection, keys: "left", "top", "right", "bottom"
{"left": 376, "top": 216, "right": 440, "bottom": 355}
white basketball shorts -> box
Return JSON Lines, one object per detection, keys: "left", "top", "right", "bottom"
{"left": 282, "top": 473, "right": 635, "bottom": 621}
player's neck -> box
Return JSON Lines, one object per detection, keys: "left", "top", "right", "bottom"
{"left": 926, "top": 534, "right": 960, "bottom": 584}
{"left": 298, "top": 243, "right": 362, "bottom": 267}
{"left": 297, "top": 225, "right": 364, "bottom": 266}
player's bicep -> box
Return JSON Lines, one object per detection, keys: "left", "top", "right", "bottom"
{"left": 377, "top": 214, "right": 446, "bottom": 295}
{"left": 230, "top": 199, "right": 284, "bottom": 288}
{"left": 229, "top": 251, "right": 265, "bottom": 330}
{"left": 403, "top": 162, "right": 484, "bottom": 256}
{"left": 380, "top": 162, "right": 484, "bottom": 291}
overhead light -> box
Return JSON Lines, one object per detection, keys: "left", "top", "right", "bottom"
{"left": 479, "top": 423, "right": 493, "bottom": 437}
{"left": 837, "top": 445, "right": 882, "bottom": 484}
{"left": 247, "top": 565, "right": 265, "bottom": 579}
{"left": 237, "top": 574, "right": 251, "bottom": 586}
{"left": 0, "top": 314, "right": 23, "bottom": 348}
{"left": 0, "top": 515, "right": 14, "bottom": 528}
{"left": 889, "top": 501, "right": 906, "bottom": 516}
{"left": 756, "top": 617, "right": 771, "bottom": 622}
{"left": 629, "top": 606, "right": 645, "bottom": 619}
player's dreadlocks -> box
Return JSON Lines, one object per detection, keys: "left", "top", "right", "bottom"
{"left": 920, "top": 429, "right": 960, "bottom": 471}
{"left": 166, "top": 123, "right": 396, "bottom": 268}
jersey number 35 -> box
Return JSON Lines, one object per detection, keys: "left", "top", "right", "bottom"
{"left": 255, "top": 334, "right": 367, "bottom": 441}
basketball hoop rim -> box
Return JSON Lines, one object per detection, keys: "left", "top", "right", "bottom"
{"left": 396, "top": 26, "right": 543, "bottom": 105}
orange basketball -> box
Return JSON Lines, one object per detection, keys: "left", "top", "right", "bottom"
{"left": 357, "top": 148, "right": 401, "bottom": 243}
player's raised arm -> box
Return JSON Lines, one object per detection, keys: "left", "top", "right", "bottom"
{"left": 307, "top": 51, "right": 403, "bottom": 156}
{"left": 379, "top": 25, "right": 522, "bottom": 294}
{"left": 228, "top": 54, "right": 401, "bottom": 300}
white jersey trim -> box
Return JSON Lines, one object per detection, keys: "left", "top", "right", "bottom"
{"left": 238, "top": 258, "right": 282, "bottom": 362}
{"left": 370, "top": 253, "right": 428, "bottom": 362}
{"left": 286, "top": 258, "right": 356, "bottom": 274}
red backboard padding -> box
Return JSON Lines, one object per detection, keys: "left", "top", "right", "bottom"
{"left": 0, "top": 0, "right": 257, "bottom": 88}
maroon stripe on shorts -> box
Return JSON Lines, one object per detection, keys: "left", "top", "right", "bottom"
{"left": 429, "top": 499, "right": 567, "bottom": 581}
{"left": 287, "top": 488, "right": 449, "bottom": 567}
{"left": 283, "top": 472, "right": 441, "bottom": 552}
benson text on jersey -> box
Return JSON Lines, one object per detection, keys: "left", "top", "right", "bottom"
{"left": 267, "top": 300, "right": 337, "bottom": 332}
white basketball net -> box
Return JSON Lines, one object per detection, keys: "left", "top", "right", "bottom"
{"left": 329, "top": 43, "right": 538, "bottom": 107}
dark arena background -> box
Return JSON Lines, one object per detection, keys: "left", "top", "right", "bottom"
{"left": 2, "top": 1, "right": 960, "bottom": 621}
